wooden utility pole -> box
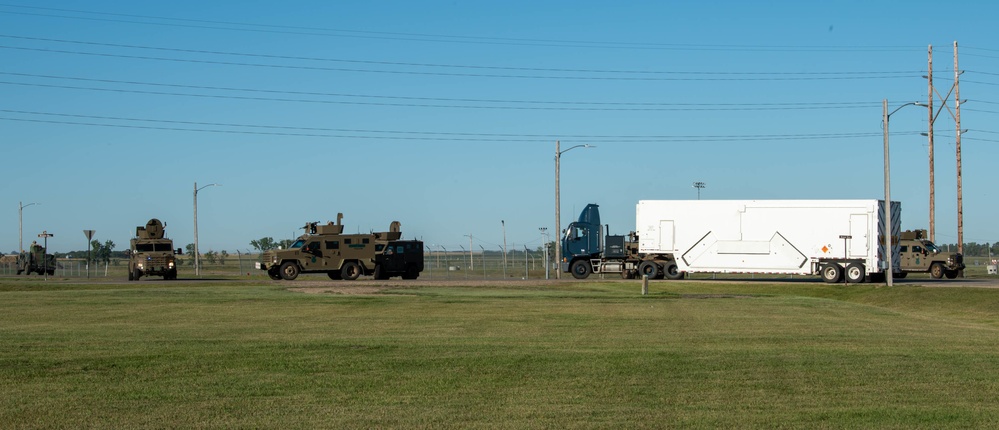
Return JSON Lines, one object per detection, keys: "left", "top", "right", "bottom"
{"left": 927, "top": 45, "right": 936, "bottom": 242}
{"left": 955, "top": 41, "right": 964, "bottom": 258}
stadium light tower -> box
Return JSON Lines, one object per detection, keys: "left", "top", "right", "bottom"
{"left": 692, "top": 182, "right": 706, "bottom": 200}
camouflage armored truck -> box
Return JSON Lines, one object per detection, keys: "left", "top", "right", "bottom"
{"left": 256, "top": 214, "right": 423, "bottom": 281}
{"left": 16, "top": 241, "right": 56, "bottom": 275}
{"left": 898, "top": 229, "right": 965, "bottom": 279}
{"left": 128, "top": 218, "right": 182, "bottom": 281}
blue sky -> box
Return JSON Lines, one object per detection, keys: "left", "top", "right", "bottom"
{"left": 2, "top": 1, "right": 998, "bottom": 254}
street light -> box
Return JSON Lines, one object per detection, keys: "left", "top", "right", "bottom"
{"left": 882, "top": 100, "right": 927, "bottom": 287}
{"left": 18, "top": 201, "right": 38, "bottom": 253}
{"left": 193, "top": 182, "right": 221, "bottom": 276}
{"left": 554, "top": 141, "right": 595, "bottom": 279}
{"left": 692, "top": 182, "right": 706, "bottom": 200}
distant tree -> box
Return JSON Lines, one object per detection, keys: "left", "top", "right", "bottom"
{"left": 204, "top": 250, "right": 218, "bottom": 265}
{"left": 219, "top": 250, "right": 228, "bottom": 265}
{"left": 185, "top": 243, "right": 196, "bottom": 265}
{"left": 250, "top": 237, "right": 278, "bottom": 252}
{"left": 91, "top": 240, "right": 115, "bottom": 264}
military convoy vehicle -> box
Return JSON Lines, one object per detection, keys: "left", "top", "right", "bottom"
{"left": 256, "top": 214, "right": 423, "bottom": 281}
{"left": 16, "top": 242, "right": 56, "bottom": 275}
{"left": 128, "top": 218, "right": 181, "bottom": 281}
{"left": 897, "top": 229, "right": 965, "bottom": 279}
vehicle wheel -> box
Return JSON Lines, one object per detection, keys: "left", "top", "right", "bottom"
{"left": 945, "top": 270, "right": 959, "bottom": 279}
{"left": 341, "top": 262, "right": 362, "bottom": 281}
{"left": 166, "top": 269, "right": 177, "bottom": 280}
{"left": 820, "top": 264, "right": 842, "bottom": 283}
{"left": 267, "top": 268, "right": 282, "bottom": 280}
{"left": 663, "top": 262, "right": 684, "bottom": 280}
{"left": 128, "top": 270, "right": 134, "bottom": 281}
{"left": 930, "top": 262, "right": 945, "bottom": 279}
{"left": 844, "top": 263, "right": 865, "bottom": 283}
{"left": 132, "top": 268, "right": 142, "bottom": 281}
{"left": 280, "top": 262, "right": 300, "bottom": 280}
{"left": 895, "top": 272, "right": 908, "bottom": 279}
{"left": 402, "top": 266, "right": 420, "bottom": 279}
{"left": 16, "top": 269, "right": 23, "bottom": 275}
{"left": 569, "top": 260, "right": 592, "bottom": 279}
{"left": 373, "top": 265, "right": 390, "bottom": 280}
{"left": 638, "top": 261, "right": 659, "bottom": 279}
{"left": 327, "top": 271, "right": 343, "bottom": 280}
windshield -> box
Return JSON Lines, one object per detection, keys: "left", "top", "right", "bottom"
{"left": 922, "top": 241, "right": 941, "bottom": 253}
{"left": 290, "top": 239, "right": 305, "bottom": 249}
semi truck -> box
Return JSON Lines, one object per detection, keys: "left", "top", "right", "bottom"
{"left": 561, "top": 200, "right": 901, "bottom": 283}
{"left": 256, "top": 213, "right": 423, "bottom": 281}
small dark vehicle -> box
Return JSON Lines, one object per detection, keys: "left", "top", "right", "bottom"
{"left": 16, "top": 242, "right": 56, "bottom": 275}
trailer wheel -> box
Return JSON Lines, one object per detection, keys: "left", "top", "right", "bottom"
{"left": 820, "top": 264, "right": 842, "bottom": 283}
{"left": 638, "top": 261, "right": 659, "bottom": 279}
{"left": 945, "top": 269, "right": 959, "bottom": 279}
{"left": 929, "top": 262, "right": 945, "bottom": 279}
{"left": 280, "top": 262, "right": 300, "bottom": 280}
{"left": 663, "top": 263, "right": 684, "bottom": 280}
{"left": 844, "top": 263, "right": 865, "bottom": 283}
{"left": 570, "top": 260, "right": 592, "bottom": 279}
{"left": 341, "top": 262, "right": 362, "bottom": 280}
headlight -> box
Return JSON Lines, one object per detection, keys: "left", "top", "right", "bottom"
{"left": 138, "top": 263, "right": 144, "bottom": 269}
{"left": 168, "top": 262, "right": 175, "bottom": 268}
{"left": 272, "top": 256, "right": 278, "bottom": 263}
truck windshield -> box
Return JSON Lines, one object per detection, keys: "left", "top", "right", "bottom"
{"left": 923, "top": 241, "right": 941, "bottom": 253}
{"left": 290, "top": 239, "right": 304, "bottom": 249}
{"left": 135, "top": 243, "right": 174, "bottom": 252}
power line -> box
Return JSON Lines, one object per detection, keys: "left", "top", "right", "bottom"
{"left": 0, "top": 72, "right": 885, "bottom": 111}
{"left": 0, "top": 44, "right": 922, "bottom": 82}
{"left": 0, "top": 5, "right": 925, "bottom": 52}
{"left": 0, "top": 110, "right": 922, "bottom": 142}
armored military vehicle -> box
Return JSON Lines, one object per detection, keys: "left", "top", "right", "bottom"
{"left": 16, "top": 241, "right": 56, "bottom": 275}
{"left": 898, "top": 229, "right": 964, "bottom": 279}
{"left": 128, "top": 218, "right": 181, "bottom": 281}
{"left": 256, "top": 214, "right": 423, "bottom": 281}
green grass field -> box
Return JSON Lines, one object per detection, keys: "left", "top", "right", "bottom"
{"left": 2, "top": 278, "right": 999, "bottom": 428}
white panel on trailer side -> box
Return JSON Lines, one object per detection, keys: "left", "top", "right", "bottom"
{"left": 636, "top": 200, "right": 900, "bottom": 277}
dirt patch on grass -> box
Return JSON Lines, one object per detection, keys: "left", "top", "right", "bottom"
{"left": 287, "top": 285, "right": 391, "bottom": 295}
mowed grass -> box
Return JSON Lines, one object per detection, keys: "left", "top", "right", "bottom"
{"left": 2, "top": 279, "right": 999, "bottom": 428}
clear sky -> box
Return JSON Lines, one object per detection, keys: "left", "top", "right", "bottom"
{"left": 2, "top": 1, "right": 998, "bottom": 254}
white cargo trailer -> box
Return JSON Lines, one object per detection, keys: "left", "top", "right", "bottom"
{"left": 636, "top": 199, "right": 900, "bottom": 282}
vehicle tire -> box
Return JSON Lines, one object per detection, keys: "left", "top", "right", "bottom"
{"left": 373, "top": 265, "right": 390, "bottom": 280}
{"left": 638, "top": 261, "right": 659, "bottom": 279}
{"left": 327, "top": 271, "right": 343, "bottom": 280}
{"left": 570, "top": 260, "right": 592, "bottom": 279}
{"left": 844, "top": 263, "right": 865, "bottom": 283}
{"left": 945, "top": 270, "right": 959, "bottom": 279}
{"left": 820, "top": 264, "right": 842, "bottom": 283}
{"left": 663, "top": 262, "right": 684, "bottom": 280}
{"left": 280, "top": 261, "right": 300, "bottom": 280}
{"left": 930, "top": 262, "right": 945, "bottom": 279}
{"left": 166, "top": 269, "right": 177, "bottom": 280}
{"left": 16, "top": 269, "right": 23, "bottom": 275}
{"left": 895, "top": 272, "right": 907, "bottom": 279}
{"left": 341, "top": 262, "right": 362, "bottom": 281}
{"left": 402, "top": 266, "right": 420, "bottom": 279}
{"left": 132, "top": 268, "right": 142, "bottom": 281}
{"left": 267, "top": 268, "right": 282, "bottom": 280}
{"left": 128, "top": 270, "right": 134, "bottom": 281}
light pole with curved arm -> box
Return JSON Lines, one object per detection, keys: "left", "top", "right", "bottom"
{"left": 554, "top": 141, "right": 595, "bottom": 279}
{"left": 194, "top": 182, "right": 221, "bottom": 276}
{"left": 19, "top": 201, "right": 38, "bottom": 253}
{"left": 882, "top": 100, "right": 926, "bottom": 286}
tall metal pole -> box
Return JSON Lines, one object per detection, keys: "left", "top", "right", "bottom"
{"left": 464, "top": 234, "right": 473, "bottom": 270}
{"left": 194, "top": 182, "right": 220, "bottom": 276}
{"left": 18, "top": 201, "right": 38, "bottom": 253}
{"left": 555, "top": 140, "right": 561, "bottom": 280}
{"left": 478, "top": 245, "right": 486, "bottom": 279}
{"left": 954, "top": 41, "right": 964, "bottom": 264}
{"left": 194, "top": 182, "right": 200, "bottom": 276}
{"left": 927, "top": 44, "right": 936, "bottom": 242}
{"left": 501, "top": 220, "right": 507, "bottom": 277}
{"left": 459, "top": 244, "right": 467, "bottom": 279}
{"left": 883, "top": 99, "right": 894, "bottom": 287}
{"left": 540, "top": 227, "right": 549, "bottom": 280}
